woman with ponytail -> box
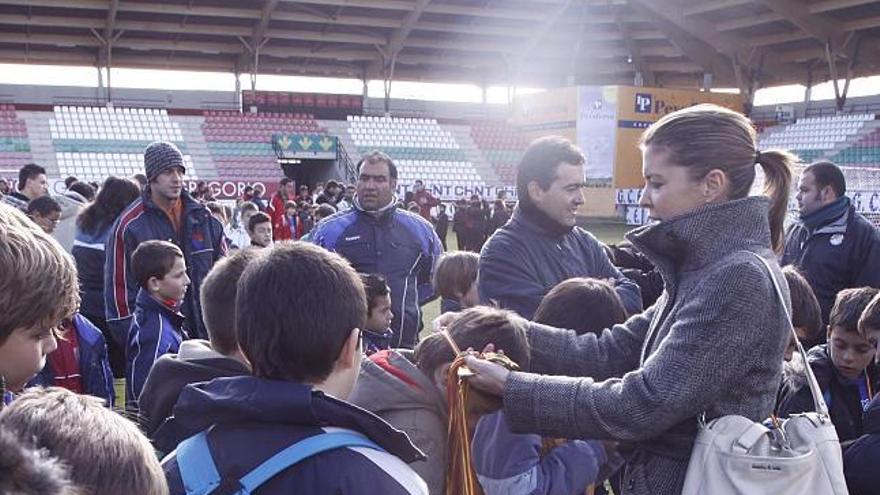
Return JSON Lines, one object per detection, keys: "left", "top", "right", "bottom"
{"left": 460, "top": 104, "right": 796, "bottom": 495}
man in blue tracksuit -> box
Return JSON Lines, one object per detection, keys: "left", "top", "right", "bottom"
{"left": 782, "top": 161, "right": 880, "bottom": 324}
{"left": 312, "top": 151, "right": 442, "bottom": 349}
{"left": 479, "top": 137, "right": 642, "bottom": 319}
{"left": 104, "top": 141, "right": 226, "bottom": 344}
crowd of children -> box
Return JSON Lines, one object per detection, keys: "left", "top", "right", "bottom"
{"left": 4, "top": 182, "right": 880, "bottom": 494}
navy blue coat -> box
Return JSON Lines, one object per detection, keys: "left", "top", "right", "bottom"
{"left": 782, "top": 205, "right": 880, "bottom": 323}
{"left": 844, "top": 394, "right": 880, "bottom": 495}
{"left": 104, "top": 188, "right": 226, "bottom": 343}
{"left": 72, "top": 225, "right": 112, "bottom": 322}
{"left": 126, "top": 289, "right": 186, "bottom": 411}
{"left": 777, "top": 344, "right": 880, "bottom": 443}
{"left": 312, "top": 202, "right": 442, "bottom": 349}
{"left": 479, "top": 207, "right": 643, "bottom": 319}
{"left": 30, "top": 313, "right": 114, "bottom": 406}
{"left": 157, "top": 376, "right": 428, "bottom": 495}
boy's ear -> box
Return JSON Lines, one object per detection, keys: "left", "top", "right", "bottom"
{"left": 147, "top": 276, "right": 161, "bottom": 293}
{"left": 337, "top": 328, "right": 361, "bottom": 370}
{"left": 826, "top": 324, "right": 833, "bottom": 341}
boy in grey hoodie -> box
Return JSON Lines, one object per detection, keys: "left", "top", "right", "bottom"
{"left": 349, "top": 307, "right": 531, "bottom": 495}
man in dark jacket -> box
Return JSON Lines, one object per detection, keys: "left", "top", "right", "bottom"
{"left": 479, "top": 136, "right": 642, "bottom": 319}
{"left": 312, "top": 151, "right": 443, "bottom": 349}
{"left": 104, "top": 141, "right": 227, "bottom": 344}
{"left": 782, "top": 161, "right": 880, "bottom": 323}
{"left": 157, "top": 242, "right": 427, "bottom": 494}
{"left": 1, "top": 163, "right": 48, "bottom": 212}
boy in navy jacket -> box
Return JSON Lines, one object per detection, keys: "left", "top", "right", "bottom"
{"left": 125, "top": 240, "right": 189, "bottom": 412}
{"left": 157, "top": 242, "right": 427, "bottom": 494}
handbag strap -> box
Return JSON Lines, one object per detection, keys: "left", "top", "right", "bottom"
{"left": 747, "top": 251, "right": 829, "bottom": 418}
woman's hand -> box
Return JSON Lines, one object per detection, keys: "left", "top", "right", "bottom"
{"left": 463, "top": 354, "right": 511, "bottom": 397}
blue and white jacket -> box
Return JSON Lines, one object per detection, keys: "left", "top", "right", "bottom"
{"left": 126, "top": 289, "right": 185, "bottom": 411}
{"left": 312, "top": 199, "right": 442, "bottom": 349}
{"left": 157, "top": 376, "right": 428, "bottom": 495}
{"left": 104, "top": 188, "right": 226, "bottom": 344}
{"left": 30, "top": 313, "right": 115, "bottom": 406}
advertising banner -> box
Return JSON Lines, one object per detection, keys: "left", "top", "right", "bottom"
{"left": 577, "top": 86, "right": 618, "bottom": 185}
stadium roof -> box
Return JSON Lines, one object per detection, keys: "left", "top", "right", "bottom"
{"left": 0, "top": 0, "right": 878, "bottom": 93}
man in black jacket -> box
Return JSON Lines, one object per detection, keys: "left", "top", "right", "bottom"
{"left": 479, "top": 136, "right": 642, "bottom": 319}
{"left": 782, "top": 161, "right": 880, "bottom": 324}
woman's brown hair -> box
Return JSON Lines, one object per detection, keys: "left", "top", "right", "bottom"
{"left": 639, "top": 103, "right": 794, "bottom": 253}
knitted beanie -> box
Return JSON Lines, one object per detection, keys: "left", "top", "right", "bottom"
{"left": 144, "top": 141, "right": 185, "bottom": 181}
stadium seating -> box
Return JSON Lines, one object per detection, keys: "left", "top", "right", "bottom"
{"left": 758, "top": 113, "right": 874, "bottom": 152}
{"left": 830, "top": 128, "right": 880, "bottom": 167}
{"left": 345, "top": 115, "right": 484, "bottom": 191}
{"left": 469, "top": 121, "right": 526, "bottom": 183}
{"left": 0, "top": 104, "right": 32, "bottom": 171}
{"left": 50, "top": 106, "right": 194, "bottom": 181}
{"left": 348, "top": 115, "right": 457, "bottom": 150}
{"left": 202, "top": 110, "right": 326, "bottom": 182}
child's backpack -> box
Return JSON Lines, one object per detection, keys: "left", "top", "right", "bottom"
{"left": 175, "top": 429, "right": 385, "bottom": 494}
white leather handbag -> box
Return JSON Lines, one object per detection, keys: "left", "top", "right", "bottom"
{"left": 681, "top": 253, "right": 849, "bottom": 495}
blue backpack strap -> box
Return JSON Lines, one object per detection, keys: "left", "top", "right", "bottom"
{"left": 238, "top": 431, "right": 385, "bottom": 493}
{"left": 176, "top": 430, "right": 223, "bottom": 495}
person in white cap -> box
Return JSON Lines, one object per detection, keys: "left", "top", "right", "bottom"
{"left": 104, "top": 141, "right": 227, "bottom": 346}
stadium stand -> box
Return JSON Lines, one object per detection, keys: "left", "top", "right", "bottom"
{"left": 830, "top": 128, "right": 880, "bottom": 167}
{"left": 345, "top": 115, "right": 485, "bottom": 190}
{"left": 469, "top": 121, "right": 527, "bottom": 184}
{"left": 202, "top": 110, "right": 326, "bottom": 182}
{"left": 51, "top": 106, "right": 194, "bottom": 182}
{"left": 243, "top": 90, "right": 363, "bottom": 120}
{"left": 0, "top": 103, "right": 31, "bottom": 172}
{"left": 759, "top": 113, "right": 876, "bottom": 163}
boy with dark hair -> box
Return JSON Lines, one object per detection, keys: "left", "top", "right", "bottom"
{"left": 0, "top": 203, "right": 78, "bottom": 408}
{"left": 532, "top": 277, "right": 627, "bottom": 334}
{"left": 138, "top": 249, "right": 257, "bottom": 439}
{"left": 126, "top": 240, "right": 190, "bottom": 411}
{"left": 434, "top": 251, "right": 480, "bottom": 313}
{"left": 472, "top": 279, "right": 623, "bottom": 495}
{"left": 2, "top": 163, "right": 48, "bottom": 212}
{"left": 351, "top": 307, "right": 529, "bottom": 495}
{"left": 843, "top": 292, "right": 880, "bottom": 495}
{"left": 778, "top": 287, "right": 880, "bottom": 442}
{"left": 246, "top": 211, "right": 273, "bottom": 248}
{"left": 158, "top": 242, "right": 427, "bottom": 495}
{"left": 26, "top": 196, "right": 62, "bottom": 235}
{"left": 360, "top": 273, "right": 394, "bottom": 355}
{"left": 300, "top": 203, "right": 336, "bottom": 242}
{"left": 0, "top": 387, "right": 167, "bottom": 495}
{"left": 782, "top": 266, "right": 825, "bottom": 360}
